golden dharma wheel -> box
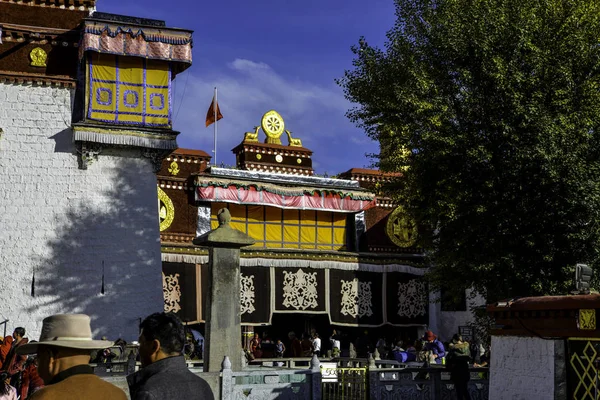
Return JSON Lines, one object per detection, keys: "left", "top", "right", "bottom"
{"left": 158, "top": 187, "right": 175, "bottom": 232}
{"left": 261, "top": 110, "right": 285, "bottom": 143}
{"left": 386, "top": 206, "right": 418, "bottom": 248}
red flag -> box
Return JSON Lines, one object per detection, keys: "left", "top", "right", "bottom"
{"left": 205, "top": 95, "right": 223, "bottom": 127}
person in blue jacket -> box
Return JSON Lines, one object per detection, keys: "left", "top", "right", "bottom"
{"left": 423, "top": 330, "right": 446, "bottom": 364}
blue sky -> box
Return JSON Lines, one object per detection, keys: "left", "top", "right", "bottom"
{"left": 97, "top": 0, "right": 396, "bottom": 174}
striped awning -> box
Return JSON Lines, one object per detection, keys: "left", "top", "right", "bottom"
{"left": 195, "top": 179, "right": 377, "bottom": 213}
{"left": 79, "top": 20, "right": 192, "bottom": 73}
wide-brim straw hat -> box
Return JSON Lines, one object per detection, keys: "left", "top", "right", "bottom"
{"left": 17, "top": 314, "right": 114, "bottom": 355}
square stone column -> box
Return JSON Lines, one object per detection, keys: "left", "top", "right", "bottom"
{"left": 193, "top": 208, "right": 255, "bottom": 372}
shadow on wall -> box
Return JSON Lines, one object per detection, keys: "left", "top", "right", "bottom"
{"left": 26, "top": 154, "right": 162, "bottom": 339}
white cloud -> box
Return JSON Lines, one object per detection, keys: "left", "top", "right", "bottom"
{"left": 171, "top": 58, "right": 378, "bottom": 173}
{"left": 228, "top": 59, "right": 271, "bottom": 72}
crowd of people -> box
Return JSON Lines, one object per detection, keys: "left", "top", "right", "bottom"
{"left": 247, "top": 327, "right": 489, "bottom": 365}
{"left": 388, "top": 330, "right": 490, "bottom": 400}
{"left": 0, "top": 326, "right": 43, "bottom": 399}
{"left": 0, "top": 315, "right": 490, "bottom": 400}
{"left": 248, "top": 330, "right": 334, "bottom": 360}
{"left": 0, "top": 312, "right": 214, "bottom": 400}
{"left": 387, "top": 330, "right": 490, "bottom": 368}
{"left": 246, "top": 326, "right": 489, "bottom": 400}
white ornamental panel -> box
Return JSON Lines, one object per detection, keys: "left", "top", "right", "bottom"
{"left": 340, "top": 279, "right": 373, "bottom": 318}
{"left": 397, "top": 279, "right": 427, "bottom": 318}
{"left": 282, "top": 268, "right": 318, "bottom": 310}
{"left": 162, "top": 272, "right": 182, "bottom": 313}
{"left": 240, "top": 273, "right": 256, "bottom": 315}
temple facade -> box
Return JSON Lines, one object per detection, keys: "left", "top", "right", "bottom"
{"left": 0, "top": 1, "right": 192, "bottom": 339}
{"left": 157, "top": 111, "right": 476, "bottom": 344}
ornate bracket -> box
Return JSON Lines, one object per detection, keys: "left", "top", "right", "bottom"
{"left": 78, "top": 142, "right": 103, "bottom": 170}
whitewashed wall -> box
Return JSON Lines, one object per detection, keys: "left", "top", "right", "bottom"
{"left": 490, "top": 336, "right": 564, "bottom": 400}
{"left": 438, "top": 289, "right": 485, "bottom": 341}
{"left": 0, "top": 83, "right": 163, "bottom": 341}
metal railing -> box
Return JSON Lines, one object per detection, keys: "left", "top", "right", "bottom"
{"left": 0, "top": 320, "right": 8, "bottom": 339}
{"left": 321, "top": 367, "right": 368, "bottom": 400}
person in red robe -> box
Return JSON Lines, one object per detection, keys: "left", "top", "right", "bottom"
{"left": 2, "top": 328, "right": 29, "bottom": 388}
{"left": 19, "top": 355, "right": 44, "bottom": 400}
{"left": 0, "top": 336, "right": 14, "bottom": 370}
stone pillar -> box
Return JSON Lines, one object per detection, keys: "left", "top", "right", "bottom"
{"left": 242, "top": 325, "right": 253, "bottom": 353}
{"left": 193, "top": 208, "right": 255, "bottom": 372}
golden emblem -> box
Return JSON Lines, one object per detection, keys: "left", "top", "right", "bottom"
{"left": 285, "top": 130, "right": 303, "bottom": 147}
{"left": 244, "top": 126, "right": 260, "bottom": 143}
{"left": 578, "top": 309, "right": 596, "bottom": 330}
{"left": 158, "top": 187, "right": 175, "bottom": 232}
{"left": 275, "top": 154, "right": 283, "bottom": 163}
{"left": 256, "top": 153, "right": 262, "bottom": 160}
{"left": 261, "top": 110, "right": 285, "bottom": 144}
{"left": 30, "top": 47, "right": 48, "bottom": 67}
{"left": 168, "top": 161, "right": 180, "bottom": 176}
{"left": 297, "top": 158, "right": 302, "bottom": 164}
{"left": 386, "top": 206, "right": 418, "bottom": 248}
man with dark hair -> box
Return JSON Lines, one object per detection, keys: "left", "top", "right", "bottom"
{"left": 12, "top": 328, "right": 25, "bottom": 341}
{"left": 3, "top": 327, "right": 29, "bottom": 387}
{"left": 127, "top": 312, "right": 214, "bottom": 400}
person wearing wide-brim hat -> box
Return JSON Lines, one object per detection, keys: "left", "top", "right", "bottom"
{"left": 422, "top": 330, "right": 446, "bottom": 364}
{"left": 16, "top": 314, "right": 127, "bottom": 400}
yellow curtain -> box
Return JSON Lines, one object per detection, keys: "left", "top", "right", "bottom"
{"left": 210, "top": 204, "right": 346, "bottom": 250}
{"left": 88, "top": 53, "right": 170, "bottom": 127}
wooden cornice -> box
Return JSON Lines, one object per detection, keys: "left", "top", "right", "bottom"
{"left": 0, "top": 70, "right": 75, "bottom": 87}
{"left": 1, "top": 24, "right": 79, "bottom": 45}
{"left": 338, "top": 168, "right": 401, "bottom": 183}
{"left": 488, "top": 294, "right": 600, "bottom": 338}
{"left": 157, "top": 177, "right": 192, "bottom": 191}
{"left": 233, "top": 141, "right": 313, "bottom": 157}
{"left": 0, "top": 0, "right": 95, "bottom": 9}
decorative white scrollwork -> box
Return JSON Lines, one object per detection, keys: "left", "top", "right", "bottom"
{"left": 397, "top": 279, "right": 427, "bottom": 318}
{"left": 282, "top": 269, "right": 318, "bottom": 310}
{"left": 340, "top": 279, "right": 373, "bottom": 318}
{"left": 358, "top": 281, "right": 373, "bottom": 318}
{"left": 240, "top": 273, "right": 256, "bottom": 315}
{"left": 162, "top": 272, "right": 182, "bottom": 313}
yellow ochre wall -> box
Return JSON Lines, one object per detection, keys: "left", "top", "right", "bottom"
{"left": 210, "top": 203, "right": 346, "bottom": 250}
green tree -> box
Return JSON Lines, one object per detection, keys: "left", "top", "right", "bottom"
{"left": 339, "top": 0, "right": 600, "bottom": 301}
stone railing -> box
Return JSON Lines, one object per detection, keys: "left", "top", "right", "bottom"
{"left": 221, "top": 355, "right": 322, "bottom": 400}
{"left": 369, "top": 366, "right": 489, "bottom": 400}
{"left": 97, "top": 355, "right": 488, "bottom": 400}
{"left": 249, "top": 357, "right": 322, "bottom": 369}
{"left": 249, "top": 356, "right": 406, "bottom": 370}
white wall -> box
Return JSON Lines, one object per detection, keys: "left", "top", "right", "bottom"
{"left": 490, "top": 336, "right": 561, "bottom": 400}
{"left": 439, "top": 289, "right": 485, "bottom": 341}
{"left": 0, "top": 83, "right": 163, "bottom": 341}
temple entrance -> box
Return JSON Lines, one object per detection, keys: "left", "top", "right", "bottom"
{"left": 252, "top": 314, "right": 422, "bottom": 359}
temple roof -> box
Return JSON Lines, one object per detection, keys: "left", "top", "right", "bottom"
{"left": 338, "top": 168, "right": 402, "bottom": 182}
{"left": 488, "top": 294, "right": 600, "bottom": 312}
{"left": 0, "top": 0, "right": 96, "bottom": 7}
{"left": 173, "top": 148, "right": 211, "bottom": 159}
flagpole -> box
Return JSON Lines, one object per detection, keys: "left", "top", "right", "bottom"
{"left": 213, "top": 87, "right": 218, "bottom": 166}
